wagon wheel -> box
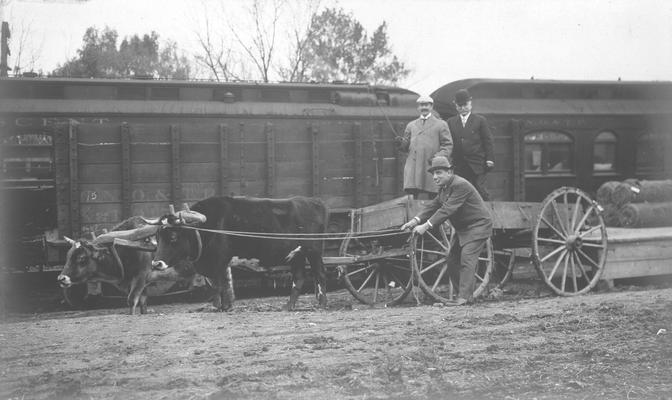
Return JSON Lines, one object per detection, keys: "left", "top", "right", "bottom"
{"left": 412, "top": 223, "right": 494, "bottom": 303}
{"left": 532, "top": 187, "right": 608, "bottom": 296}
{"left": 338, "top": 234, "right": 413, "bottom": 307}
{"left": 493, "top": 249, "right": 516, "bottom": 289}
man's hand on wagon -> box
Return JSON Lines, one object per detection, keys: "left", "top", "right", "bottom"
{"left": 401, "top": 217, "right": 432, "bottom": 235}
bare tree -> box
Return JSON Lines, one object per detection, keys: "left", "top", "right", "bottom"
{"left": 226, "top": 0, "right": 283, "bottom": 82}
{"left": 276, "top": 0, "right": 322, "bottom": 82}
{"left": 193, "top": 2, "right": 242, "bottom": 82}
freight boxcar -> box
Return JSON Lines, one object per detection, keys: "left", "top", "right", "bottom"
{"left": 0, "top": 77, "right": 418, "bottom": 272}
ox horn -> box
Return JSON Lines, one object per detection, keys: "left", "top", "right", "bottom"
{"left": 64, "top": 236, "right": 76, "bottom": 245}
{"left": 93, "top": 225, "right": 160, "bottom": 246}
{"left": 176, "top": 210, "right": 207, "bottom": 225}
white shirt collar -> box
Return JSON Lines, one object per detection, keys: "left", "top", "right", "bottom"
{"left": 460, "top": 112, "right": 471, "bottom": 122}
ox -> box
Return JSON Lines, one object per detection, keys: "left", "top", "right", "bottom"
{"left": 57, "top": 217, "right": 180, "bottom": 315}
{"left": 151, "top": 196, "right": 328, "bottom": 311}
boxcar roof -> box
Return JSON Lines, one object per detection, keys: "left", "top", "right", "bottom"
{"left": 431, "top": 78, "right": 672, "bottom": 116}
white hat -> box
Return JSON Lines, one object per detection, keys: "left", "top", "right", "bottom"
{"left": 416, "top": 95, "right": 434, "bottom": 104}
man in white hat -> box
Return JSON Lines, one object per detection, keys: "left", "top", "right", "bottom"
{"left": 400, "top": 156, "right": 492, "bottom": 305}
{"left": 395, "top": 95, "right": 452, "bottom": 199}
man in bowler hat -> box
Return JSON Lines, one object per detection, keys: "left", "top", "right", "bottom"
{"left": 401, "top": 156, "right": 492, "bottom": 305}
{"left": 447, "top": 89, "right": 494, "bottom": 200}
{"left": 396, "top": 95, "right": 453, "bottom": 199}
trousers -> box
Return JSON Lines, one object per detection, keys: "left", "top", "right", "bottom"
{"left": 446, "top": 236, "right": 488, "bottom": 301}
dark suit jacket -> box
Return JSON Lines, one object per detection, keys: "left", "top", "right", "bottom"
{"left": 414, "top": 175, "right": 492, "bottom": 244}
{"left": 447, "top": 113, "right": 494, "bottom": 174}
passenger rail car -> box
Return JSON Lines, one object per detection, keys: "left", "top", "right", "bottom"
{"left": 432, "top": 79, "right": 672, "bottom": 201}
{"left": 0, "top": 78, "right": 418, "bottom": 271}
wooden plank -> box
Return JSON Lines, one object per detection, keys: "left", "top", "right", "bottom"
{"left": 170, "top": 124, "right": 181, "bottom": 206}
{"left": 130, "top": 143, "right": 171, "bottom": 163}
{"left": 375, "top": 122, "right": 384, "bottom": 203}
{"left": 80, "top": 203, "right": 122, "bottom": 225}
{"left": 265, "top": 122, "right": 276, "bottom": 196}
{"left": 219, "top": 124, "right": 228, "bottom": 196}
{"left": 310, "top": 124, "right": 320, "bottom": 197}
{"left": 510, "top": 119, "right": 524, "bottom": 201}
{"left": 76, "top": 124, "right": 121, "bottom": 144}
{"left": 179, "top": 143, "right": 221, "bottom": 162}
{"left": 69, "top": 122, "right": 80, "bottom": 237}
{"left": 120, "top": 123, "right": 131, "bottom": 219}
{"left": 53, "top": 124, "right": 71, "bottom": 237}
{"left": 238, "top": 122, "right": 246, "bottom": 193}
{"left": 77, "top": 144, "right": 121, "bottom": 163}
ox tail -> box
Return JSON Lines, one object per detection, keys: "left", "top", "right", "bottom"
{"left": 284, "top": 246, "right": 302, "bottom": 262}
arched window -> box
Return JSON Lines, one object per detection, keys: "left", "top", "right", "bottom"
{"left": 524, "top": 131, "right": 573, "bottom": 174}
{"left": 593, "top": 131, "right": 617, "bottom": 172}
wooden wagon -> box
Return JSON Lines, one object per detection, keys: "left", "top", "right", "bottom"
{"left": 323, "top": 185, "right": 608, "bottom": 307}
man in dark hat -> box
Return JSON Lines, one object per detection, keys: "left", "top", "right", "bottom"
{"left": 400, "top": 156, "right": 492, "bottom": 305}
{"left": 395, "top": 94, "right": 453, "bottom": 199}
{"left": 447, "top": 89, "right": 494, "bottom": 200}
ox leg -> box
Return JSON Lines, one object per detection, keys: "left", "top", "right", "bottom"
{"left": 288, "top": 259, "right": 306, "bottom": 311}
{"left": 140, "top": 292, "right": 148, "bottom": 314}
{"left": 127, "top": 279, "right": 144, "bottom": 315}
{"left": 211, "top": 264, "right": 234, "bottom": 312}
{"left": 307, "top": 250, "right": 328, "bottom": 308}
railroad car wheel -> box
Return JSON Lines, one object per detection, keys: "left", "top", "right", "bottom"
{"left": 532, "top": 187, "right": 608, "bottom": 296}
{"left": 412, "top": 224, "right": 493, "bottom": 303}
{"left": 338, "top": 235, "right": 413, "bottom": 307}
{"left": 493, "top": 249, "right": 516, "bottom": 289}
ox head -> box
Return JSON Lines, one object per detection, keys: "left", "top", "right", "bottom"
{"left": 151, "top": 204, "right": 207, "bottom": 272}
{"left": 57, "top": 237, "right": 109, "bottom": 288}
{"left": 57, "top": 223, "right": 159, "bottom": 288}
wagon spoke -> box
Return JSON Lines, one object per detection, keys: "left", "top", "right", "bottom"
{"left": 578, "top": 224, "right": 602, "bottom": 239}
{"left": 387, "top": 262, "right": 412, "bottom": 272}
{"left": 580, "top": 242, "right": 607, "bottom": 248}
{"left": 345, "top": 265, "right": 370, "bottom": 278}
{"left": 357, "top": 268, "right": 377, "bottom": 292}
{"left": 426, "top": 231, "right": 450, "bottom": 252}
{"left": 546, "top": 248, "right": 567, "bottom": 281}
{"left": 540, "top": 244, "right": 565, "bottom": 263}
{"left": 550, "top": 200, "right": 568, "bottom": 236}
{"left": 419, "top": 258, "right": 448, "bottom": 275}
{"left": 431, "top": 264, "right": 449, "bottom": 291}
{"left": 569, "top": 250, "right": 578, "bottom": 292}
{"left": 537, "top": 237, "right": 566, "bottom": 245}
{"left": 419, "top": 249, "right": 448, "bottom": 257}
{"left": 572, "top": 252, "right": 592, "bottom": 286}
{"left": 541, "top": 216, "right": 567, "bottom": 239}
{"left": 570, "top": 196, "right": 582, "bottom": 232}
{"left": 574, "top": 204, "right": 595, "bottom": 232}
{"left": 577, "top": 248, "right": 600, "bottom": 269}
{"left": 560, "top": 250, "right": 569, "bottom": 292}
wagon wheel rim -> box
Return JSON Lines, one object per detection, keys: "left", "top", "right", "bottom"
{"left": 412, "top": 223, "right": 493, "bottom": 303}
{"left": 532, "top": 187, "right": 608, "bottom": 296}
{"left": 338, "top": 235, "right": 413, "bottom": 306}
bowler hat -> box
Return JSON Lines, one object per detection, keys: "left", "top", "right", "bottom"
{"left": 416, "top": 95, "right": 434, "bottom": 104}
{"left": 427, "top": 156, "right": 453, "bottom": 173}
{"left": 454, "top": 89, "right": 472, "bottom": 106}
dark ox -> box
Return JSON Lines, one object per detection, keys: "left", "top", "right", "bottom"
{"left": 57, "top": 217, "right": 179, "bottom": 315}
{"left": 152, "top": 196, "right": 328, "bottom": 311}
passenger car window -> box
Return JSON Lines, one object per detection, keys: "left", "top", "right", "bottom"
{"left": 524, "top": 131, "right": 573, "bottom": 174}
{"left": 593, "top": 131, "right": 617, "bottom": 172}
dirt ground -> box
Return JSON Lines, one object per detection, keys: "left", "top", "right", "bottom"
{"left": 1, "top": 278, "right": 672, "bottom": 400}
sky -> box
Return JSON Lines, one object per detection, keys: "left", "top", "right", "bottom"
{"left": 1, "top": 0, "right": 671, "bottom": 95}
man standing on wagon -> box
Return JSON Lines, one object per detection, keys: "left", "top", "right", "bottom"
{"left": 400, "top": 156, "right": 492, "bottom": 305}
{"left": 396, "top": 95, "right": 453, "bottom": 199}
{"left": 447, "top": 89, "right": 494, "bottom": 200}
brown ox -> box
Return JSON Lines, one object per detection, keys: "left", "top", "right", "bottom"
{"left": 56, "top": 217, "right": 181, "bottom": 314}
